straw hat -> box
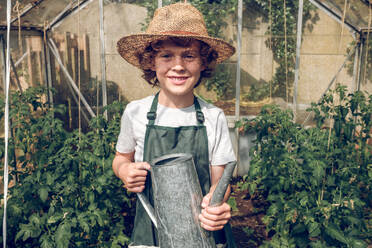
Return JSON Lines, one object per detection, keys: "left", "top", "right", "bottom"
{"left": 117, "top": 2, "right": 235, "bottom": 68}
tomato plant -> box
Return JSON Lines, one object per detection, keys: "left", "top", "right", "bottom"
{"left": 0, "top": 87, "right": 133, "bottom": 247}
{"left": 236, "top": 85, "right": 371, "bottom": 247}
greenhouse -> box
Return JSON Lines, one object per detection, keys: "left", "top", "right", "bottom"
{"left": 0, "top": 0, "right": 371, "bottom": 247}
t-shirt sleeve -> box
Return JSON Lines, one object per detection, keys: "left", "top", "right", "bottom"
{"left": 115, "top": 106, "right": 136, "bottom": 154}
{"left": 210, "top": 110, "right": 236, "bottom": 166}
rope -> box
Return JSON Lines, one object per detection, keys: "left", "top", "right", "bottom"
{"left": 283, "top": 0, "right": 288, "bottom": 104}
{"left": 3, "top": 1, "right": 12, "bottom": 247}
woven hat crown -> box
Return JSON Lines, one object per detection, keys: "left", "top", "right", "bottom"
{"left": 146, "top": 3, "right": 208, "bottom": 36}
{"left": 117, "top": 2, "right": 235, "bottom": 68}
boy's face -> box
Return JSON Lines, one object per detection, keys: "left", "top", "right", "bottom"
{"left": 152, "top": 40, "right": 205, "bottom": 100}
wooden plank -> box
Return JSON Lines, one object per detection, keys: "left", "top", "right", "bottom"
{"left": 83, "top": 34, "right": 90, "bottom": 80}
{"left": 26, "top": 37, "right": 33, "bottom": 86}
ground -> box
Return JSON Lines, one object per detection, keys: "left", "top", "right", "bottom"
{"left": 230, "top": 183, "right": 268, "bottom": 248}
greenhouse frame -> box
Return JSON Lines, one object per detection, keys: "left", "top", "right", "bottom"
{"left": 0, "top": 0, "right": 371, "bottom": 247}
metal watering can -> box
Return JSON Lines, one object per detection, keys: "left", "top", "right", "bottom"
{"left": 137, "top": 153, "right": 236, "bottom": 248}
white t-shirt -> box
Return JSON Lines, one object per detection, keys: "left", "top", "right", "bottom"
{"left": 116, "top": 95, "right": 236, "bottom": 166}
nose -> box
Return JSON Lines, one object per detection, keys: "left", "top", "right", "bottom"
{"left": 171, "top": 56, "right": 185, "bottom": 71}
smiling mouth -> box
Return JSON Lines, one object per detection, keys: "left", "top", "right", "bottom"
{"left": 169, "top": 76, "right": 188, "bottom": 81}
{"left": 168, "top": 76, "right": 189, "bottom": 85}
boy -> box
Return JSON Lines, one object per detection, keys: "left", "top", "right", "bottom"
{"left": 113, "top": 2, "right": 236, "bottom": 247}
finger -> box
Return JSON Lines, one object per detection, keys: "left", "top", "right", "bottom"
{"left": 135, "top": 162, "right": 151, "bottom": 170}
{"left": 125, "top": 185, "right": 145, "bottom": 193}
{"left": 200, "top": 221, "right": 225, "bottom": 231}
{"left": 205, "top": 203, "right": 231, "bottom": 215}
{"left": 126, "top": 176, "right": 148, "bottom": 184}
{"left": 125, "top": 181, "right": 146, "bottom": 188}
{"left": 198, "top": 213, "right": 226, "bottom": 231}
{"left": 201, "top": 208, "right": 231, "bottom": 222}
{"left": 201, "top": 193, "right": 212, "bottom": 208}
{"left": 128, "top": 169, "right": 148, "bottom": 178}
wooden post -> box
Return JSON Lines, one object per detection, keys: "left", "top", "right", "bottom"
{"left": 37, "top": 37, "right": 43, "bottom": 86}
{"left": 42, "top": 32, "right": 54, "bottom": 107}
{"left": 0, "top": 35, "right": 6, "bottom": 94}
{"left": 26, "top": 37, "right": 33, "bottom": 86}
{"left": 82, "top": 34, "right": 90, "bottom": 82}
{"left": 70, "top": 34, "right": 77, "bottom": 83}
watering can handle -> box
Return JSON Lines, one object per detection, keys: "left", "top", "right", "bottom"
{"left": 209, "top": 161, "right": 237, "bottom": 207}
{"left": 137, "top": 192, "right": 158, "bottom": 228}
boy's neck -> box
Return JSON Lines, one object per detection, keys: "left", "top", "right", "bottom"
{"left": 158, "top": 90, "right": 195, "bottom": 109}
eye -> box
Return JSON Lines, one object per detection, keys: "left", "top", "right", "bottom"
{"left": 158, "top": 52, "right": 172, "bottom": 59}
{"left": 183, "top": 52, "right": 198, "bottom": 61}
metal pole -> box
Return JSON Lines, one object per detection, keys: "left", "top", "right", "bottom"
{"left": 234, "top": 0, "right": 242, "bottom": 176}
{"left": 3, "top": 1, "right": 12, "bottom": 246}
{"left": 99, "top": 0, "right": 107, "bottom": 119}
{"left": 9, "top": 56, "right": 23, "bottom": 93}
{"left": 308, "top": 0, "right": 358, "bottom": 34}
{"left": 235, "top": 0, "right": 242, "bottom": 119}
{"left": 10, "top": 0, "right": 44, "bottom": 25}
{"left": 293, "top": 0, "right": 304, "bottom": 122}
{"left": 64, "top": 75, "right": 91, "bottom": 124}
{"left": 47, "top": 0, "right": 92, "bottom": 31}
{"left": 14, "top": 51, "right": 28, "bottom": 67}
{"left": 158, "top": 0, "right": 162, "bottom": 8}
{"left": 48, "top": 38, "right": 96, "bottom": 118}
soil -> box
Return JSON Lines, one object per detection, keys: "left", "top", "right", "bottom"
{"left": 230, "top": 183, "right": 269, "bottom": 248}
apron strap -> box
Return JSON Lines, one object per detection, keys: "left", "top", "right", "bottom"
{"left": 146, "top": 92, "right": 205, "bottom": 125}
{"left": 147, "top": 92, "right": 159, "bottom": 125}
{"left": 194, "top": 97, "right": 205, "bottom": 125}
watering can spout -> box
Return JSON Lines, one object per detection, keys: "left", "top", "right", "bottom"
{"left": 137, "top": 192, "right": 158, "bottom": 228}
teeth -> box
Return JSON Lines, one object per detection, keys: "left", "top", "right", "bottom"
{"left": 171, "top": 77, "right": 187, "bottom": 81}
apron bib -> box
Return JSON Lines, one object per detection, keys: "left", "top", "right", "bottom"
{"left": 131, "top": 93, "right": 236, "bottom": 247}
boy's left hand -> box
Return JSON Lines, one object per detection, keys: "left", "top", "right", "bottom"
{"left": 198, "top": 192, "right": 231, "bottom": 231}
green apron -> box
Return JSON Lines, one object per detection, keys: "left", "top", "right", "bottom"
{"left": 131, "top": 93, "right": 236, "bottom": 247}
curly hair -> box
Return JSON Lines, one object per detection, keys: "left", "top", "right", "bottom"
{"left": 137, "top": 37, "right": 218, "bottom": 88}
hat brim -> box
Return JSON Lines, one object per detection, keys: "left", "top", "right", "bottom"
{"left": 117, "top": 33, "right": 235, "bottom": 68}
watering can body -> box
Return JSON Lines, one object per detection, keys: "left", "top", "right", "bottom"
{"left": 137, "top": 153, "right": 236, "bottom": 248}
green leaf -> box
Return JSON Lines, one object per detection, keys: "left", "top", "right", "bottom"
{"left": 227, "top": 197, "right": 238, "bottom": 211}
{"left": 47, "top": 213, "right": 63, "bottom": 224}
{"left": 39, "top": 187, "right": 49, "bottom": 202}
{"left": 40, "top": 234, "right": 54, "bottom": 248}
{"left": 55, "top": 223, "right": 72, "bottom": 248}
{"left": 15, "top": 229, "right": 25, "bottom": 242}
{"left": 249, "top": 183, "right": 257, "bottom": 195}
{"left": 307, "top": 222, "right": 321, "bottom": 237}
{"left": 46, "top": 173, "right": 54, "bottom": 185}
{"left": 349, "top": 239, "right": 367, "bottom": 248}
{"left": 325, "top": 225, "right": 348, "bottom": 244}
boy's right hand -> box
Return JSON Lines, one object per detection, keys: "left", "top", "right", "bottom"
{"left": 118, "top": 162, "right": 151, "bottom": 193}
